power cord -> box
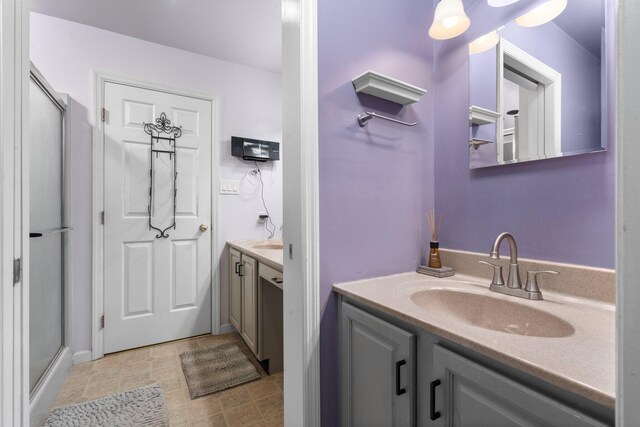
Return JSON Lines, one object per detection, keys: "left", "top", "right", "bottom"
{"left": 251, "top": 161, "right": 276, "bottom": 239}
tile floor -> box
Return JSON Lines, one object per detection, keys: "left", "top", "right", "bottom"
{"left": 51, "top": 333, "right": 284, "bottom": 426}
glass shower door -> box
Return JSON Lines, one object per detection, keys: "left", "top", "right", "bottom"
{"left": 29, "top": 73, "right": 66, "bottom": 393}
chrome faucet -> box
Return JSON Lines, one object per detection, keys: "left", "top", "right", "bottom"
{"left": 479, "top": 232, "right": 558, "bottom": 301}
{"left": 490, "top": 232, "right": 522, "bottom": 290}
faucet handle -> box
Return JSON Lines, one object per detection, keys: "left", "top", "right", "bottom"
{"left": 478, "top": 260, "right": 505, "bottom": 287}
{"left": 524, "top": 270, "right": 559, "bottom": 294}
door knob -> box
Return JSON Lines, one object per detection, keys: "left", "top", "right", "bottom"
{"left": 199, "top": 224, "right": 209, "bottom": 232}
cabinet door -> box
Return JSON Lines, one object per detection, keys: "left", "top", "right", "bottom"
{"left": 432, "top": 345, "right": 607, "bottom": 427}
{"left": 341, "top": 302, "right": 415, "bottom": 427}
{"left": 241, "top": 254, "right": 258, "bottom": 356}
{"left": 228, "top": 248, "right": 242, "bottom": 332}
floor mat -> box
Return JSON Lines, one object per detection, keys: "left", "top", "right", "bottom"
{"left": 179, "top": 341, "right": 261, "bottom": 399}
{"left": 43, "top": 383, "right": 168, "bottom": 427}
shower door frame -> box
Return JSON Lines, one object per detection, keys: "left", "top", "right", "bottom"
{"left": 27, "top": 66, "right": 75, "bottom": 426}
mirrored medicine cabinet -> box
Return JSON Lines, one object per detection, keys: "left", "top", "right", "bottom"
{"left": 468, "top": 0, "right": 607, "bottom": 169}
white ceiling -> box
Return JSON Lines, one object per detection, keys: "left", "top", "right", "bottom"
{"left": 30, "top": 0, "right": 282, "bottom": 73}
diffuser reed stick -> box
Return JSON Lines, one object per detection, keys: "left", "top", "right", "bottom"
{"left": 427, "top": 209, "right": 443, "bottom": 242}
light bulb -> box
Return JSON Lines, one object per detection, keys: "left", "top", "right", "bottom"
{"left": 515, "top": 0, "right": 567, "bottom": 27}
{"left": 442, "top": 16, "right": 460, "bottom": 29}
{"left": 469, "top": 30, "right": 500, "bottom": 55}
{"left": 428, "top": 0, "right": 471, "bottom": 40}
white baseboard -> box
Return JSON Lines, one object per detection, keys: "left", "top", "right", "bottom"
{"left": 72, "top": 350, "right": 92, "bottom": 365}
{"left": 219, "top": 323, "right": 236, "bottom": 334}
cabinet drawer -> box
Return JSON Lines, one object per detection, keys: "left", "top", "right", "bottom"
{"left": 259, "top": 263, "right": 283, "bottom": 289}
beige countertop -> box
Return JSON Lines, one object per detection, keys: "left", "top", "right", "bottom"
{"left": 333, "top": 272, "right": 615, "bottom": 409}
{"left": 227, "top": 240, "right": 283, "bottom": 271}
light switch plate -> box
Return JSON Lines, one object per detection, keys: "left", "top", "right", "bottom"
{"left": 220, "top": 179, "right": 240, "bottom": 195}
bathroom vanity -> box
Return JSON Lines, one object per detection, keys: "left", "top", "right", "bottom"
{"left": 335, "top": 254, "right": 615, "bottom": 426}
{"left": 227, "top": 240, "right": 284, "bottom": 374}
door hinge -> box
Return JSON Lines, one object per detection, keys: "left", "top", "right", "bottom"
{"left": 100, "top": 211, "right": 105, "bottom": 225}
{"left": 101, "top": 108, "right": 107, "bottom": 123}
{"left": 13, "top": 258, "right": 21, "bottom": 285}
{"left": 100, "top": 315, "right": 105, "bottom": 329}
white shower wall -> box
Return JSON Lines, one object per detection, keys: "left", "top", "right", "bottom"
{"left": 30, "top": 12, "right": 283, "bottom": 356}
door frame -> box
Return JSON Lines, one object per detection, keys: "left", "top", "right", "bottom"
{"left": 281, "top": 0, "right": 321, "bottom": 425}
{"left": 0, "top": 0, "right": 29, "bottom": 425}
{"left": 617, "top": 0, "right": 640, "bottom": 424}
{"left": 91, "top": 71, "right": 220, "bottom": 359}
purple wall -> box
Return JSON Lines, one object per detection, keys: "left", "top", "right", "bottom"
{"left": 434, "top": 0, "right": 615, "bottom": 268}
{"left": 318, "top": 0, "right": 614, "bottom": 422}
{"left": 318, "top": 0, "right": 435, "bottom": 424}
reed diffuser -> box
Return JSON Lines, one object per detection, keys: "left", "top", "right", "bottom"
{"left": 426, "top": 209, "right": 443, "bottom": 269}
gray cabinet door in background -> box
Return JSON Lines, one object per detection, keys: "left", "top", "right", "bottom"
{"left": 228, "top": 248, "right": 242, "bottom": 332}
{"left": 341, "top": 302, "right": 415, "bottom": 427}
{"left": 432, "top": 345, "right": 608, "bottom": 427}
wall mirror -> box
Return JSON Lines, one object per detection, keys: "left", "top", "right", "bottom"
{"left": 468, "top": 0, "right": 606, "bottom": 169}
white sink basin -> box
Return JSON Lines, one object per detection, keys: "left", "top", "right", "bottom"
{"left": 410, "top": 289, "right": 575, "bottom": 338}
{"left": 252, "top": 243, "right": 283, "bottom": 250}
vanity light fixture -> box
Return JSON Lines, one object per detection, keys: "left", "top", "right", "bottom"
{"left": 469, "top": 25, "right": 505, "bottom": 55}
{"left": 428, "top": 0, "right": 471, "bottom": 40}
{"left": 488, "top": 0, "right": 520, "bottom": 6}
{"left": 515, "top": 0, "right": 567, "bottom": 27}
{"left": 469, "top": 30, "right": 500, "bottom": 54}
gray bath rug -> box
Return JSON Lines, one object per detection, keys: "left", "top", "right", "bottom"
{"left": 43, "top": 383, "right": 168, "bottom": 427}
{"left": 180, "top": 341, "right": 261, "bottom": 399}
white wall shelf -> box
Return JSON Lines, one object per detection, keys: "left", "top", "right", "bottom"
{"left": 352, "top": 70, "right": 426, "bottom": 105}
{"left": 469, "top": 105, "right": 501, "bottom": 125}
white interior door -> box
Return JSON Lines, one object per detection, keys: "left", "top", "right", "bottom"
{"left": 103, "top": 82, "right": 212, "bottom": 353}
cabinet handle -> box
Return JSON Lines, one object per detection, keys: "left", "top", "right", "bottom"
{"left": 395, "top": 360, "right": 406, "bottom": 396}
{"left": 239, "top": 263, "right": 244, "bottom": 277}
{"left": 272, "top": 277, "right": 283, "bottom": 284}
{"left": 430, "top": 379, "right": 441, "bottom": 421}
{"left": 235, "top": 262, "right": 240, "bottom": 275}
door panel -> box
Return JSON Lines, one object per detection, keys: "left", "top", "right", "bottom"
{"left": 229, "top": 248, "right": 242, "bottom": 332}
{"left": 123, "top": 141, "right": 150, "bottom": 216}
{"left": 432, "top": 345, "right": 606, "bottom": 427}
{"left": 176, "top": 147, "right": 199, "bottom": 216}
{"left": 341, "top": 302, "right": 415, "bottom": 427}
{"left": 171, "top": 239, "right": 198, "bottom": 310}
{"left": 104, "top": 82, "right": 212, "bottom": 353}
{"left": 241, "top": 255, "right": 258, "bottom": 355}
{"left": 122, "top": 241, "right": 154, "bottom": 318}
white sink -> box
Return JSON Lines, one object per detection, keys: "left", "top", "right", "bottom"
{"left": 410, "top": 289, "right": 575, "bottom": 338}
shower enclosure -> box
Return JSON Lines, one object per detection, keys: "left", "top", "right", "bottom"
{"left": 28, "top": 66, "right": 72, "bottom": 425}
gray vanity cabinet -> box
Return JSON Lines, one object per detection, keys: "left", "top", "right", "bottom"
{"left": 431, "top": 345, "right": 606, "bottom": 427}
{"left": 339, "top": 297, "right": 613, "bottom": 427}
{"left": 341, "top": 302, "right": 415, "bottom": 427}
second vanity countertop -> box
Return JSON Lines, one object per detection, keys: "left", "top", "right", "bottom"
{"left": 227, "top": 240, "right": 283, "bottom": 271}
{"left": 333, "top": 272, "right": 615, "bottom": 409}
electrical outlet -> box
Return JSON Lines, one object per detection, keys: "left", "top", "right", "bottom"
{"left": 220, "top": 179, "right": 240, "bottom": 194}
{"left": 257, "top": 211, "right": 268, "bottom": 223}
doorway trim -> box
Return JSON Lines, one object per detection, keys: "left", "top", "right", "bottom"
{"left": 617, "top": 0, "right": 640, "bottom": 424}
{"left": 282, "top": 0, "right": 321, "bottom": 425}
{"left": 91, "top": 71, "right": 220, "bottom": 359}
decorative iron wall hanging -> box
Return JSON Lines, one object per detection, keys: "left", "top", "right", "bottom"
{"left": 144, "top": 113, "right": 182, "bottom": 238}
